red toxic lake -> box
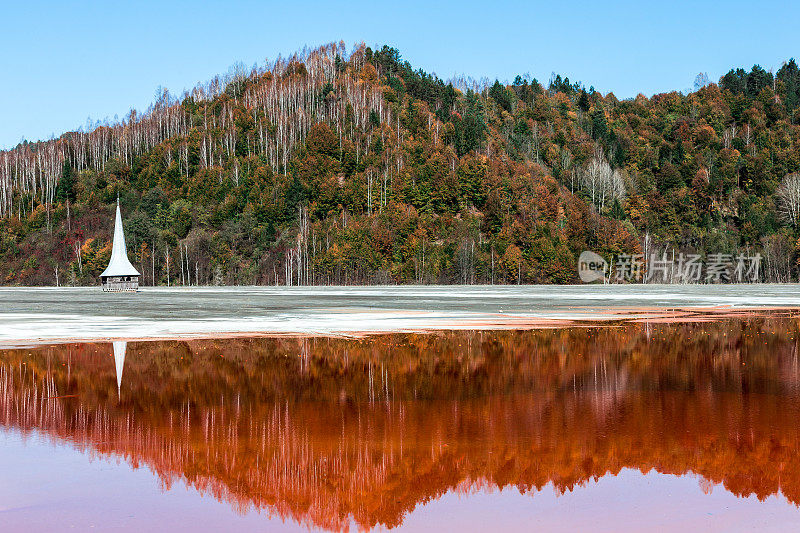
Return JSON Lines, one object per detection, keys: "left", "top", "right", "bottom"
{"left": 3, "top": 318, "right": 800, "bottom": 531}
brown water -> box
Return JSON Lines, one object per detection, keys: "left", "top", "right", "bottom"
{"left": 3, "top": 318, "right": 800, "bottom": 531}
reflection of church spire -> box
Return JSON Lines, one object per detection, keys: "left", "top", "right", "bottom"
{"left": 113, "top": 341, "right": 127, "bottom": 399}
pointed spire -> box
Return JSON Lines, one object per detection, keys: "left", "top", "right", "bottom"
{"left": 100, "top": 200, "right": 140, "bottom": 277}
{"left": 113, "top": 341, "right": 127, "bottom": 399}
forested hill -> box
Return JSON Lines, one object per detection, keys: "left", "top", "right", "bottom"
{"left": 2, "top": 42, "right": 800, "bottom": 286}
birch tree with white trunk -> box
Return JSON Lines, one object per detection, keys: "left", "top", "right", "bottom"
{"left": 776, "top": 173, "right": 800, "bottom": 226}
{"left": 579, "top": 147, "right": 625, "bottom": 212}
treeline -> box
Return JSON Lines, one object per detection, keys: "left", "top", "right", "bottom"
{"left": 2, "top": 42, "right": 800, "bottom": 285}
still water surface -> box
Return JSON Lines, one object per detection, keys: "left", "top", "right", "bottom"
{"left": 2, "top": 318, "right": 800, "bottom": 530}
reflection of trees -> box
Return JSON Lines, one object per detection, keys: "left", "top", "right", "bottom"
{"left": 1, "top": 318, "right": 800, "bottom": 530}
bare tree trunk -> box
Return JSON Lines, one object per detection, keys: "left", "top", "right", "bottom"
{"left": 491, "top": 246, "right": 495, "bottom": 285}
{"left": 73, "top": 241, "right": 83, "bottom": 276}
{"left": 186, "top": 244, "right": 191, "bottom": 286}
{"left": 164, "top": 248, "right": 171, "bottom": 287}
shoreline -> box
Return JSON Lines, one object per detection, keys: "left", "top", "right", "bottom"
{"left": 3, "top": 306, "right": 798, "bottom": 348}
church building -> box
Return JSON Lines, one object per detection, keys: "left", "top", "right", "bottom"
{"left": 100, "top": 199, "right": 140, "bottom": 291}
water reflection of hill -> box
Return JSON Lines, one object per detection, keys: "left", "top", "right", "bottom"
{"left": 2, "top": 319, "right": 800, "bottom": 530}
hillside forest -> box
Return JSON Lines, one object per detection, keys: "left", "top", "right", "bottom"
{"left": 3, "top": 42, "right": 800, "bottom": 285}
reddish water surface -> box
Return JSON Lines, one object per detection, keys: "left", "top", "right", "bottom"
{"left": 3, "top": 318, "right": 800, "bottom": 531}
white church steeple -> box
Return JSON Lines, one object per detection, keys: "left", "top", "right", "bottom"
{"left": 100, "top": 198, "right": 140, "bottom": 291}
{"left": 113, "top": 340, "right": 127, "bottom": 399}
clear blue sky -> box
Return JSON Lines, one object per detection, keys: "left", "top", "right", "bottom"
{"left": 2, "top": 0, "right": 799, "bottom": 149}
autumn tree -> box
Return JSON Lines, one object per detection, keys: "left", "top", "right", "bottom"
{"left": 776, "top": 173, "right": 800, "bottom": 226}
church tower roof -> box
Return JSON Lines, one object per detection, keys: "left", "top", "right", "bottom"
{"left": 113, "top": 340, "right": 127, "bottom": 399}
{"left": 100, "top": 199, "right": 140, "bottom": 278}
